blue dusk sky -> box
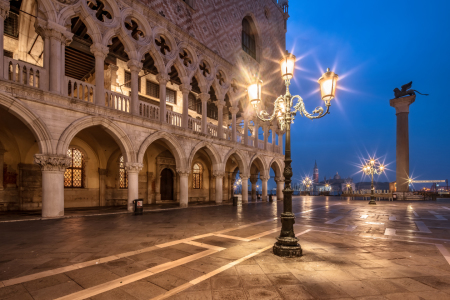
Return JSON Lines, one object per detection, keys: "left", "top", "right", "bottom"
{"left": 278, "top": 0, "right": 450, "bottom": 189}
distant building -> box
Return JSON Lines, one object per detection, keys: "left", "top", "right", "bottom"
{"left": 311, "top": 161, "right": 355, "bottom": 193}
{"left": 313, "top": 160, "right": 319, "bottom": 184}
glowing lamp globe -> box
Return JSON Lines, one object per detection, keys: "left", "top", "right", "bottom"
{"left": 280, "top": 51, "right": 296, "bottom": 80}
{"left": 247, "top": 79, "right": 262, "bottom": 109}
{"left": 318, "top": 68, "right": 339, "bottom": 101}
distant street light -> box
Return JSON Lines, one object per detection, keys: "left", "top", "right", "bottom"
{"left": 302, "top": 176, "right": 313, "bottom": 192}
{"left": 362, "top": 158, "right": 385, "bottom": 205}
{"left": 248, "top": 50, "right": 339, "bottom": 257}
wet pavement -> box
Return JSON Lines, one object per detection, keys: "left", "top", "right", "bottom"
{"left": 1, "top": 196, "right": 450, "bottom": 300}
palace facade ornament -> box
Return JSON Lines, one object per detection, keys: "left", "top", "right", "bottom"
{"left": 34, "top": 154, "right": 72, "bottom": 172}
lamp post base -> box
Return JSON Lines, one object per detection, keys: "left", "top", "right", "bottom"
{"left": 369, "top": 198, "right": 376, "bottom": 205}
{"left": 273, "top": 238, "right": 302, "bottom": 257}
{"left": 273, "top": 212, "right": 302, "bottom": 257}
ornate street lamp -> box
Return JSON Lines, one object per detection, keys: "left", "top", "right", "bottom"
{"left": 248, "top": 50, "right": 338, "bottom": 257}
{"left": 303, "top": 176, "right": 312, "bottom": 193}
{"left": 362, "top": 158, "right": 385, "bottom": 205}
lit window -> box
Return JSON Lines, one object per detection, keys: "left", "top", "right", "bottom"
{"left": 193, "top": 163, "right": 202, "bottom": 189}
{"left": 64, "top": 148, "right": 84, "bottom": 188}
{"left": 119, "top": 156, "right": 128, "bottom": 189}
{"left": 242, "top": 18, "right": 256, "bottom": 59}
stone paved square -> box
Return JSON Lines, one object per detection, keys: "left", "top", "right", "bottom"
{"left": 1, "top": 197, "right": 450, "bottom": 299}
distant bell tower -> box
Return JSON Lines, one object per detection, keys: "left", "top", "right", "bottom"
{"left": 313, "top": 160, "right": 319, "bottom": 183}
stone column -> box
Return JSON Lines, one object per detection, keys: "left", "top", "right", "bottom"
{"left": 98, "top": 168, "right": 107, "bottom": 206}
{"left": 263, "top": 125, "right": 268, "bottom": 150}
{"left": 34, "top": 154, "right": 71, "bottom": 218}
{"left": 278, "top": 131, "right": 283, "bottom": 153}
{"left": 216, "top": 99, "right": 225, "bottom": 139}
{"left": 200, "top": 93, "right": 209, "bottom": 134}
{"left": 209, "top": 175, "right": 215, "bottom": 202}
{"left": 390, "top": 95, "right": 415, "bottom": 192}
{"left": 0, "top": 149, "right": 6, "bottom": 190}
{"left": 157, "top": 74, "right": 169, "bottom": 123}
{"left": 181, "top": 84, "right": 191, "bottom": 129}
{"left": 254, "top": 119, "right": 259, "bottom": 148}
{"left": 90, "top": 43, "right": 109, "bottom": 106}
{"left": 271, "top": 126, "right": 276, "bottom": 152}
{"left": 214, "top": 172, "right": 224, "bottom": 204}
{"left": 261, "top": 176, "right": 269, "bottom": 201}
{"left": 147, "top": 172, "right": 154, "bottom": 204}
{"left": 60, "top": 38, "right": 71, "bottom": 94}
{"left": 241, "top": 176, "right": 249, "bottom": 203}
{"left": 125, "top": 163, "right": 143, "bottom": 212}
{"left": 178, "top": 170, "right": 189, "bottom": 208}
{"left": 155, "top": 172, "right": 161, "bottom": 201}
{"left": 243, "top": 117, "right": 249, "bottom": 146}
{"left": 43, "top": 37, "right": 50, "bottom": 91}
{"left": 275, "top": 177, "right": 285, "bottom": 201}
{"left": 230, "top": 106, "right": 239, "bottom": 143}
{"left": 0, "top": 1, "right": 9, "bottom": 80}
{"left": 127, "top": 60, "right": 142, "bottom": 115}
{"left": 250, "top": 175, "right": 258, "bottom": 201}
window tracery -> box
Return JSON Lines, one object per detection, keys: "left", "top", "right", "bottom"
{"left": 119, "top": 156, "right": 128, "bottom": 189}
{"left": 192, "top": 163, "right": 202, "bottom": 189}
{"left": 64, "top": 148, "right": 85, "bottom": 188}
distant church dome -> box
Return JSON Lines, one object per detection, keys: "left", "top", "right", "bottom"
{"left": 334, "top": 172, "right": 341, "bottom": 180}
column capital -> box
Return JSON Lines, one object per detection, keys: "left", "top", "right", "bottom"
{"left": 260, "top": 176, "right": 270, "bottom": 181}
{"left": 0, "top": 0, "right": 9, "bottom": 19}
{"left": 98, "top": 168, "right": 108, "bottom": 176}
{"left": 156, "top": 74, "right": 170, "bottom": 85}
{"left": 35, "top": 20, "right": 73, "bottom": 44}
{"left": 176, "top": 168, "right": 190, "bottom": 177}
{"left": 240, "top": 175, "right": 249, "bottom": 180}
{"left": 180, "top": 84, "right": 192, "bottom": 95}
{"left": 274, "top": 176, "right": 285, "bottom": 183}
{"left": 229, "top": 106, "right": 239, "bottom": 114}
{"left": 215, "top": 100, "right": 226, "bottom": 108}
{"left": 199, "top": 93, "right": 210, "bottom": 102}
{"left": 34, "top": 154, "right": 71, "bottom": 172}
{"left": 250, "top": 174, "right": 258, "bottom": 183}
{"left": 90, "top": 43, "right": 109, "bottom": 59}
{"left": 213, "top": 171, "right": 225, "bottom": 178}
{"left": 125, "top": 162, "right": 143, "bottom": 173}
{"left": 390, "top": 95, "right": 415, "bottom": 114}
{"left": 127, "top": 59, "right": 143, "bottom": 72}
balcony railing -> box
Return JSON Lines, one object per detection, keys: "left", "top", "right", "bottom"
{"left": 65, "top": 77, "right": 95, "bottom": 102}
{"left": 140, "top": 101, "right": 159, "bottom": 120}
{"left": 1, "top": 58, "right": 282, "bottom": 154}
{"left": 188, "top": 117, "right": 201, "bottom": 132}
{"left": 106, "top": 90, "right": 130, "bottom": 113}
{"left": 166, "top": 110, "right": 182, "bottom": 127}
{"left": 5, "top": 57, "right": 44, "bottom": 89}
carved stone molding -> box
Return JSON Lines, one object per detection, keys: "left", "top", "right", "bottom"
{"left": 260, "top": 176, "right": 270, "bottom": 182}
{"left": 213, "top": 171, "right": 225, "bottom": 178}
{"left": 177, "top": 169, "right": 190, "bottom": 177}
{"left": 229, "top": 106, "right": 239, "bottom": 115}
{"left": 125, "top": 162, "right": 143, "bottom": 173}
{"left": 274, "top": 176, "right": 285, "bottom": 183}
{"left": 0, "top": 0, "right": 10, "bottom": 20}
{"left": 90, "top": 43, "right": 110, "bottom": 59}
{"left": 34, "top": 154, "right": 71, "bottom": 172}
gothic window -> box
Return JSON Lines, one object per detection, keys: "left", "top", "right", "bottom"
{"left": 119, "top": 156, "right": 128, "bottom": 189}
{"left": 146, "top": 80, "right": 159, "bottom": 98}
{"left": 188, "top": 93, "right": 196, "bottom": 111}
{"left": 192, "top": 163, "right": 202, "bottom": 189}
{"left": 125, "top": 71, "right": 141, "bottom": 91}
{"left": 64, "top": 148, "right": 84, "bottom": 188}
{"left": 242, "top": 18, "right": 256, "bottom": 60}
{"left": 166, "top": 89, "right": 176, "bottom": 104}
{"left": 207, "top": 102, "right": 218, "bottom": 120}
{"left": 4, "top": 11, "right": 19, "bottom": 38}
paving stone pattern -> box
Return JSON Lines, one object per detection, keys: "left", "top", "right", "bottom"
{"left": 1, "top": 197, "right": 450, "bottom": 299}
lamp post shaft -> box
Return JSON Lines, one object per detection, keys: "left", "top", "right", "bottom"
{"left": 369, "top": 170, "right": 376, "bottom": 205}
{"left": 273, "top": 92, "right": 302, "bottom": 257}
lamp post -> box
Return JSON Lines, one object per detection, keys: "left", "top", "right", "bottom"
{"left": 362, "top": 158, "right": 385, "bottom": 205}
{"left": 303, "top": 176, "right": 312, "bottom": 194}
{"left": 248, "top": 50, "right": 338, "bottom": 257}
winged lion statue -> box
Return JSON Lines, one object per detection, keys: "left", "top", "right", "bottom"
{"left": 393, "top": 81, "right": 429, "bottom": 98}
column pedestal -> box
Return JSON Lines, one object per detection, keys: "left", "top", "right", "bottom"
{"left": 390, "top": 95, "right": 415, "bottom": 192}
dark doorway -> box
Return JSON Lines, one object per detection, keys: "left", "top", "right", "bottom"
{"left": 160, "top": 168, "right": 174, "bottom": 200}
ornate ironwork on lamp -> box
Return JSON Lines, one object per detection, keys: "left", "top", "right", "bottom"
{"left": 247, "top": 50, "right": 339, "bottom": 257}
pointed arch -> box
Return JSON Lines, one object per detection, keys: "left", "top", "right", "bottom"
{"left": 56, "top": 116, "right": 136, "bottom": 163}
{"left": 102, "top": 28, "right": 138, "bottom": 60}
{"left": 269, "top": 157, "right": 283, "bottom": 178}
{"left": 0, "top": 92, "right": 52, "bottom": 154}
{"left": 249, "top": 154, "right": 268, "bottom": 177}
{"left": 138, "top": 131, "right": 186, "bottom": 170}
{"left": 58, "top": 3, "right": 102, "bottom": 43}
{"left": 188, "top": 141, "right": 221, "bottom": 172}
{"left": 223, "top": 148, "right": 249, "bottom": 176}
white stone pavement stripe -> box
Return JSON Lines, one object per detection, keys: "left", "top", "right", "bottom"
{"left": 325, "top": 216, "right": 344, "bottom": 224}
{"left": 415, "top": 221, "right": 432, "bottom": 233}
{"left": 55, "top": 249, "right": 219, "bottom": 300}
{"left": 213, "top": 234, "right": 251, "bottom": 242}
{"left": 345, "top": 225, "right": 357, "bottom": 231}
{"left": 389, "top": 216, "right": 397, "bottom": 221}
{"left": 413, "top": 211, "right": 419, "bottom": 217}
{"left": 384, "top": 228, "right": 396, "bottom": 236}
{"left": 429, "top": 211, "right": 438, "bottom": 214}
{"left": 442, "top": 207, "right": 450, "bottom": 210}
{"left": 436, "top": 244, "right": 450, "bottom": 265}
{"left": 149, "top": 229, "right": 312, "bottom": 300}
{"left": 360, "top": 215, "right": 368, "bottom": 219}
{"left": 0, "top": 204, "right": 337, "bottom": 288}
{"left": 435, "top": 215, "right": 447, "bottom": 220}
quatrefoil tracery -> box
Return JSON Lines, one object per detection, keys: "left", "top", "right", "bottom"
{"left": 199, "top": 61, "right": 210, "bottom": 77}
{"left": 179, "top": 50, "right": 192, "bottom": 67}
{"left": 124, "top": 19, "right": 145, "bottom": 41}
{"left": 155, "top": 36, "right": 171, "bottom": 55}
{"left": 87, "top": 0, "right": 112, "bottom": 22}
